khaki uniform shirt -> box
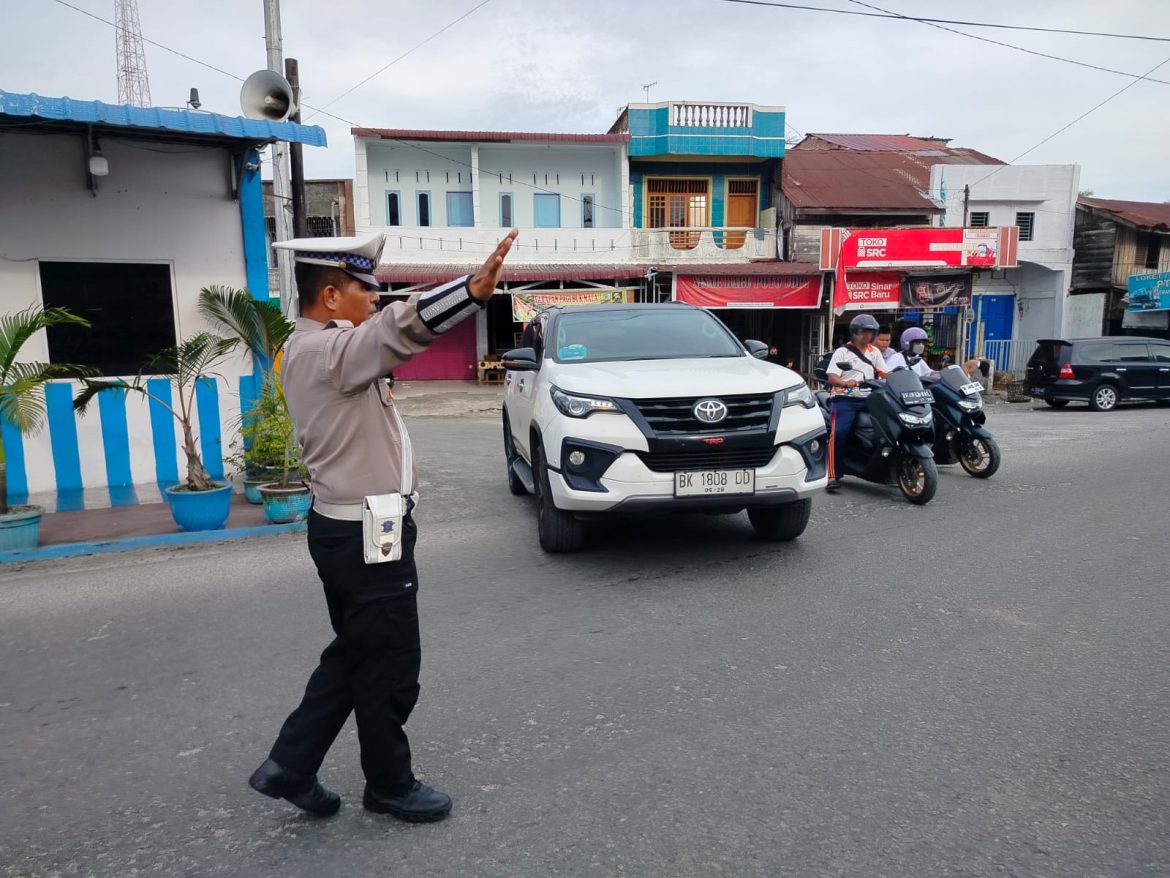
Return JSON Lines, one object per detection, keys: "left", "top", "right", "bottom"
{"left": 281, "top": 276, "right": 478, "bottom": 505}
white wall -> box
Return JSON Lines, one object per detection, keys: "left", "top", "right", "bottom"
{"left": 0, "top": 132, "right": 253, "bottom": 501}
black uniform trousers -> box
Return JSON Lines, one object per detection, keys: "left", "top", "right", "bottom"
{"left": 268, "top": 509, "right": 421, "bottom": 796}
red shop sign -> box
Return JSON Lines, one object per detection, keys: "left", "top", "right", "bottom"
{"left": 833, "top": 272, "right": 902, "bottom": 311}
{"left": 820, "top": 226, "right": 1019, "bottom": 271}
{"left": 675, "top": 274, "right": 821, "bottom": 309}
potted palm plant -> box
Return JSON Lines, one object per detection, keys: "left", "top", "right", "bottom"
{"left": 254, "top": 382, "right": 310, "bottom": 524}
{"left": 1, "top": 307, "right": 94, "bottom": 551}
{"left": 197, "top": 286, "right": 294, "bottom": 502}
{"left": 75, "top": 332, "right": 239, "bottom": 532}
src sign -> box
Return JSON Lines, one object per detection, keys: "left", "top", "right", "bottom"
{"left": 820, "top": 227, "right": 1020, "bottom": 272}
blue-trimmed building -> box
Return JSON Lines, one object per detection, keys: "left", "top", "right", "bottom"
{"left": 0, "top": 90, "right": 325, "bottom": 511}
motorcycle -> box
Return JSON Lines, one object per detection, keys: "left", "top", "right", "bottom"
{"left": 923, "top": 364, "right": 1001, "bottom": 479}
{"left": 815, "top": 368, "right": 939, "bottom": 505}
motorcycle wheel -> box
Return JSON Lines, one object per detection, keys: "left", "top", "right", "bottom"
{"left": 957, "top": 434, "right": 1001, "bottom": 479}
{"left": 896, "top": 454, "right": 938, "bottom": 505}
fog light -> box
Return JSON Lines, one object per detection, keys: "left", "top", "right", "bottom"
{"left": 809, "top": 439, "right": 821, "bottom": 455}
{"left": 568, "top": 450, "right": 586, "bottom": 467}
{"left": 947, "top": 430, "right": 956, "bottom": 441}
{"left": 881, "top": 448, "right": 892, "bottom": 458}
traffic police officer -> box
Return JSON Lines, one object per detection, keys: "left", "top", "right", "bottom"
{"left": 249, "top": 229, "right": 517, "bottom": 821}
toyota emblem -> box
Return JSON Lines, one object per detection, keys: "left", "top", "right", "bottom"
{"left": 693, "top": 398, "right": 728, "bottom": 424}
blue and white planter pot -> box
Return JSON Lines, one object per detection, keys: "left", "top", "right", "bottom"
{"left": 166, "top": 484, "right": 233, "bottom": 532}
{"left": 258, "top": 483, "right": 311, "bottom": 524}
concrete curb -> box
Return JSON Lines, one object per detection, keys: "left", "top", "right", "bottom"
{"left": 0, "top": 521, "right": 306, "bottom": 566}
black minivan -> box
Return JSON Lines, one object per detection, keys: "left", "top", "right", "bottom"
{"left": 1025, "top": 336, "right": 1170, "bottom": 411}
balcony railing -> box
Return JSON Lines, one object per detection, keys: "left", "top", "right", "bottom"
{"left": 671, "top": 102, "right": 752, "bottom": 128}
{"left": 367, "top": 226, "right": 777, "bottom": 264}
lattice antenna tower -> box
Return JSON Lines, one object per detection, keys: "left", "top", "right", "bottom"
{"left": 115, "top": 0, "right": 151, "bottom": 106}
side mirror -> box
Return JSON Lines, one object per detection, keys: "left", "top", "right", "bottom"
{"left": 502, "top": 347, "right": 539, "bottom": 372}
{"left": 744, "top": 339, "right": 769, "bottom": 360}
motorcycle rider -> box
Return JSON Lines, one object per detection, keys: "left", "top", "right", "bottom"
{"left": 825, "top": 313, "right": 888, "bottom": 493}
{"left": 884, "top": 326, "right": 934, "bottom": 377}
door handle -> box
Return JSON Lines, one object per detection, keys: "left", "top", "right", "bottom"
{"left": 1116, "top": 367, "right": 1127, "bottom": 371}
{"left": 1161, "top": 368, "right": 1170, "bottom": 372}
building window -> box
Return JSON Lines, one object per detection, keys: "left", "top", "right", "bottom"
{"left": 386, "top": 191, "right": 401, "bottom": 226}
{"left": 500, "top": 192, "right": 514, "bottom": 227}
{"left": 1141, "top": 234, "right": 1162, "bottom": 270}
{"left": 582, "top": 194, "right": 595, "bottom": 228}
{"left": 417, "top": 192, "right": 431, "bottom": 227}
{"left": 534, "top": 193, "right": 561, "bottom": 228}
{"left": 39, "top": 261, "right": 176, "bottom": 376}
{"left": 647, "top": 179, "right": 709, "bottom": 249}
{"left": 969, "top": 211, "right": 990, "bottom": 227}
{"left": 1015, "top": 212, "right": 1035, "bottom": 242}
{"left": 446, "top": 191, "right": 474, "bottom": 227}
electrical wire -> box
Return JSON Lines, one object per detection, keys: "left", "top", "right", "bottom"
{"left": 717, "top": 0, "right": 1170, "bottom": 42}
{"left": 304, "top": 0, "right": 493, "bottom": 121}
{"left": 843, "top": 0, "right": 1170, "bottom": 86}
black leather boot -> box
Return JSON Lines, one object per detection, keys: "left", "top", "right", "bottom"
{"left": 363, "top": 780, "right": 452, "bottom": 822}
{"left": 249, "top": 758, "right": 341, "bottom": 817}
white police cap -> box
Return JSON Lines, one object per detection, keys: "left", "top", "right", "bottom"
{"left": 273, "top": 232, "right": 385, "bottom": 287}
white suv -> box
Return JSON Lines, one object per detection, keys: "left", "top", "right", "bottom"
{"left": 502, "top": 303, "right": 828, "bottom": 552}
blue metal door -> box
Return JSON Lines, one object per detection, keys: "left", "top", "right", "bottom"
{"left": 974, "top": 294, "right": 1015, "bottom": 367}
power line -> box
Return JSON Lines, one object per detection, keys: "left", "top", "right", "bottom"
{"left": 843, "top": 0, "right": 1170, "bottom": 86}
{"left": 304, "top": 0, "right": 493, "bottom": 122}
{"left": 716, "top": 0, "right": 1170, "bottom": 42}
{"left": 969, "top": 52, "right": 1170, "bottom": 189}
{"left": 47, "top": 0, "right": 630, "bottom": 222}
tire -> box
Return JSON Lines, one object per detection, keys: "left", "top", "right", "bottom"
{"left": 1088, "top": 383, "right": 1119, "bottom": 412}
{"left": 747, "top": 499, "right": 811, "bottom": 542}
{"left": 956, "top": 434, "right": 1001, "bottom": 479}
{"left": 502, "top": 414, "right": 527, "bottom": 496}
{"left": 534, "top": 443, "right": 584, "bottom": 553}
{"left": 1044, "top": 399, "right": 1070, "bottom": 408}
{"left": 896, "top": 454, "right": 938, "bottom": 505}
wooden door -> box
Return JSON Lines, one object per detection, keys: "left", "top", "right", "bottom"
{"left": 725, "top": 180, "right": 758, "bottom": 249}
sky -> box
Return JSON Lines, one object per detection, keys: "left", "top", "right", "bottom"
{"left": 3, "top": 0, "right": 1169, "bottom": 201}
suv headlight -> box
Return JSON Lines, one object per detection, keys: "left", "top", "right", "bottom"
{"left": 898, "top": 411, "right": 933, "bottom": 426}
{"left": 551, "top": 387, "right": 622, "bottom": 418}
{"left": 957, "top": 398, "right": 983, "bottom": 412}
{"left": 782, "top": 382, "right": 815, "bottom": 409}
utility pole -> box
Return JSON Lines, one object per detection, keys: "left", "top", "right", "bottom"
{"left": 263, "top": 0, "right": 296, "bottom": 315}
{"left": 285, "top": 58, "right": 308, "bottom": 239}
{"left": 962, "top": 184, "right": 970, "bottom": 227}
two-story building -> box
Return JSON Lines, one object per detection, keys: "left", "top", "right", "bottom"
{"left": 929, "top": 163, "right": 1081, "bottom": 372}
{"left": 1072, "top": 198, "right": 1170, "bottom": 338}
{"left": 611, "top": 101, "right": 822, "bottom": 362}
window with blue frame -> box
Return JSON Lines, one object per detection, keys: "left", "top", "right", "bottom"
{"left": 386, "top": 191, "right": 401, "bottom": 226}
{"left": 446, "top": 191, "right": 473, "bottom": 227}
{"left": 581, "top": 194, "right": 595, "bottom": 228}
{"left": 417, "top": 192, "right": 431, "bottom": 227}
{"left": 534, "top": 193, "right": 561, "bottom": 228}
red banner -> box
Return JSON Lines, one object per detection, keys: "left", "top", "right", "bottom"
{"left": 675, "top": 274, "right": 820, "bottom": 309}
{"left": 834, "top": 272, "right": 902, "bottom": 311}
{"left": 820, "top": 226, "right": 1019, "bottom": 271}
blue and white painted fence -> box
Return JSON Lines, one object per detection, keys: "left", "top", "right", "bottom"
{"left": 3, "top": 371, "right": 261, "bottom": 512}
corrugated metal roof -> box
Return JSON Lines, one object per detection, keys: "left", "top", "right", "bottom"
{"left": 377, "top": 263, "right": 647, "bottom": 283}
{"left": 782, "top": 148, "right": 1002, "bottom": 212}
{"left": 354, "top": 127, "right": 628, "bottom": 144}
{"left": 801, "top": 133, "right": 953, "bottom": 153}
{"left": 1079, "top": 197, "right": 1170, "bottom": 233}
{"left": 0, "top": 90, "right": 327, "bottom": 146}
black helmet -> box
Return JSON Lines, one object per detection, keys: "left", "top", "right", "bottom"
{"left": 849, "top": 313, "right": 880, "bottom": 341}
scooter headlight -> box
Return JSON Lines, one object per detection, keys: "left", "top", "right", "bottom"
{"left": 957, "top": 398, "right": 983, "bottom": 412}
{"left": 898, "top": 411, "right": 933, "bottom": 427}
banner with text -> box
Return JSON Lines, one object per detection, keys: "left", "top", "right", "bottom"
{"left": 902, "top": 274, "right": 973, "bottom": 308}
{"left": 820, "top": 226, "right": 1020, "bottom": 271}
{"left": 1127, "top": 270, "right": 1170, "bottom": 312}
{"left": 675, "top": 274, "right": 821, "bottom": 309}
{"left": 833, "top": 272, "right": 902, "bottom": 311}
{"left": 511, "top": 289, "right": 634, "bottom": 323}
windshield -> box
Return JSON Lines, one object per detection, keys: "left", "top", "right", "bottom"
{"left": 551, "top": 309, "right": 744, "bottom": 363}
{"left": 1028, "top": 341, "right": 1072, "bottom": 367}
{"left": 939, "top": 364, "right": 977, "bottom": 393}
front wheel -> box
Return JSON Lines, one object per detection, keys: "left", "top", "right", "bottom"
{"left": 956, "top": 434, "right": 1001, "bottom": 479}
{"left": 1089, "top": 383, "right": 1119, "bottom": 412}
{"left": 896, "top": 454, "right": 938, "bottom": 505}
{"left": 535, "top": 444, "right": 584, "bottom": 553}
{"left": 748, "top": 499, "right": 811, "bottom": 542}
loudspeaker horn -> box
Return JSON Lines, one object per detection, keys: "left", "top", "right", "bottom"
{"left": 240, "top": 69, "right": 295, "bottom": 121}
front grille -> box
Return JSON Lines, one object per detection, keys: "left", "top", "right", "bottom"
{"left": 630, "top": 393, "right": 774, "bottom": 435}
{"left": 637, "top": 446, "right": 778, "bottom": 473}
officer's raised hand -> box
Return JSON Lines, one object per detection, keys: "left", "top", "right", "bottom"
{"left": 468, "top": 229, "right": 519, "bottom": 301}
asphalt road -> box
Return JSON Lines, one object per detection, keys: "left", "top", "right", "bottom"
{"left": 2, "top": 402, "right": 1168, "bottom": 877}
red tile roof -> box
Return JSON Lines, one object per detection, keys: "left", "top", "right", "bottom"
{"left": 671, "top": 262, "right": 819, "bottom": 276}
{"left": 377, "top": 263, "right": 648, "bottom": 284}
{"left": 353, "top": 128, "right": 629, "bottom": 144}
{"left": 1079, "top": 197, "right": 1170, "bottom": 233}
